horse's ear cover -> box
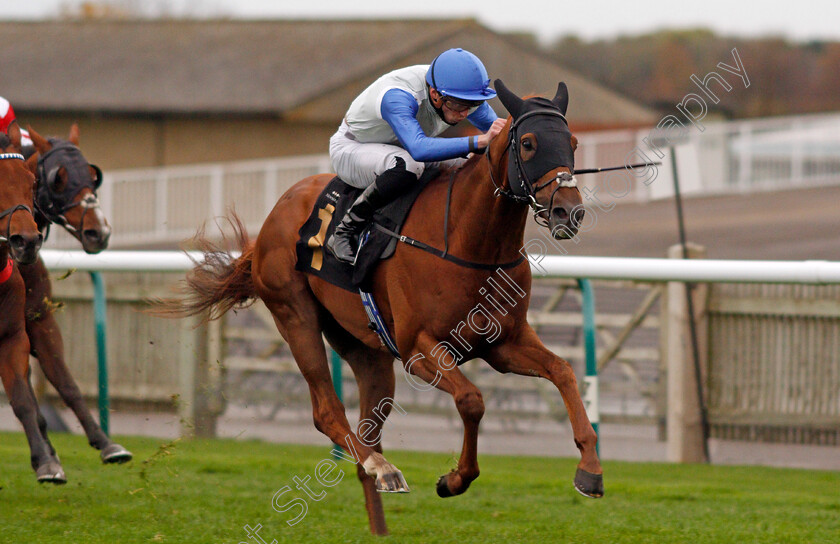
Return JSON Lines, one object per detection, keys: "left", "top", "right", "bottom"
{"left": 494, "top": 79, "right": 524, "bottom": 119}
{"left": 553, "top": 82, "right": 569, "bottom": 115}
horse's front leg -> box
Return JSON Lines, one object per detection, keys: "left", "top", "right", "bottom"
{"left": 21, "top": 260, "right": 132, "bottom": 463}
{"left": 487, "top": 325, "right": 603, "bottom": 498}
{"left": 264, "top": 296, "right": 409, "bottom": 495}
{"left": 27, "top": 312, "right": 133, "bottom": 463}
{"left": 403, "top": 332, "right": 485, "bottom": 498}
{"left": 0, "top": 329, "right": 66, "bottom": 484}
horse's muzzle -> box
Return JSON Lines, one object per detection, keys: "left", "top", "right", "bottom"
{"left": 9, "top": 232, "right": 44, "bottom": 265}
{"left": 82, "top": 224, "right": 111, "bottom": 254}
{"left": 550, "top": 205, "right": 584, "bottom": 239}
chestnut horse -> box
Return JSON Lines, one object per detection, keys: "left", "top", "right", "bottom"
{"left": 0, "top": 126, "right": 65, "bottom": 482}
{"left": 158, "top": 80, "right": 602, "bottom": 534}
{"left": 18, "top": 125, "right": 132, "bottom": 464}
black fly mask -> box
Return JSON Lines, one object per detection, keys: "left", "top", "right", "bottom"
{"left": 35, "top": 138, "right": 103, "bottom": 233}
{"left": 491, "top": 79, "right": 577, "bottom": 226}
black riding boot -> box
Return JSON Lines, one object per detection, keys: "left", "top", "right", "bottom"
{"left": 327, "top": 158, "right": 416, "bottom": 264}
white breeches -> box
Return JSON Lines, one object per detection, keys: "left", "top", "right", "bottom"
{"left": 329, "top": 121, "right": 465, "bottom": 189}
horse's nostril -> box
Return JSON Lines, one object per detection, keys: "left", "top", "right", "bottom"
{"left": 84, "top": 229, "right": 101, "bottom": 241}
{"left": 552, "top": 207, "right": 569, "bottom": 222}
{"left": 9, "top": 233, "right": 42, "bottom": 254}
{"left": 572, "top": 207, "right": 585, "bottom": 227}
{"left": 9, "top": 234, "right": 26, "bottom": 252}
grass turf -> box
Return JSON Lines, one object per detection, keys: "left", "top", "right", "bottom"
{"left": 1, "top": 431, "right": 838, "bottom": 543}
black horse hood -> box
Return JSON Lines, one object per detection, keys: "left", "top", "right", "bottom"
{"left": 495, "top": 80, "right": 575, "bottom": 198}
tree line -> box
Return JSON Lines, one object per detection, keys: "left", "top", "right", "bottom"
{"left": 543, "top": 29, "right": 840, "bottom": 119}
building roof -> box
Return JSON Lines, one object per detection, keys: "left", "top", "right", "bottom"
{"left": 0, "top": 19, "right": 657, "bottom": 128}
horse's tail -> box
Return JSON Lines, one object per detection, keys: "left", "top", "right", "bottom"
{"left": 150, "top": 211, "right": 256, "bottom": 323}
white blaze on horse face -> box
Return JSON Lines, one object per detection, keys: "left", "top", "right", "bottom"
{"left": 89, "top": 205, "right": 110, "bottom": 233}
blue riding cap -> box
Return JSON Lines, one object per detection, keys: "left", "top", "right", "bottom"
{"left": 425, "top": 48, "right": 497, "bottom": 102}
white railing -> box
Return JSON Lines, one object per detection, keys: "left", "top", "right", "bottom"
{"left": 42, "top": 251, "right": 840, "bottom": 451}
{"left": 47, "top": 153, "right": 334, "bottom": 249}
{"left": 45, "top": 112, "right": 840, "bottom": 249}
{"left": 42, "top": 250, "right": 840, "bottom": 285}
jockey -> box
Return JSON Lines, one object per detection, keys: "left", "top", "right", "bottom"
{"left": 326, "top": 48, "right": 507, "bottom": 264}
{"left": 0, "top": 96, "right": 33, "bottom": 148}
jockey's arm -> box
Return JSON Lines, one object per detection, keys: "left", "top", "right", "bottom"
{"left": 0, "top": 96, "right": 16, "bottom": 134}
{"left": 1, "top": 97, "right": 34, "bottom": 148}
{"left": 466, "top": 102, "right": 498, "bottom": 132}
{"left": 381, "top": 89, "right": 485, "bottom": 163}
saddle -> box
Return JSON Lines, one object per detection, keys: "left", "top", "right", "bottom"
{"left": 295, "top": 169, "right": 437, "bottom": 293}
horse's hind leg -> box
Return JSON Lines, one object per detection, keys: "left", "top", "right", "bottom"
{"left": 324, "top": 323, "right": 397, "bottom": 536}
{"left": 0, "top": 331, "right": 66, "bottom": 484}
{"left": 487, "top": 326, "right": 603, "bottom": 498}
{"left": 22, "top": 260, "right": 132, "bottom": 463}
{"left": 262, "top": 296, "right": 408, "bottom": 495}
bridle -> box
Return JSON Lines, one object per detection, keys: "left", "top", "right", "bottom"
{"left": 0, "top": 152, "right": 36, "bottom": 244}
{"left": 35, "top": 141, "right": 104, "bottom": 238}
{"left": 39, "top": 192, "right": 102, "bottom": 236}
{"left": 486, "top": 108, "right": 578, "bottom": 227}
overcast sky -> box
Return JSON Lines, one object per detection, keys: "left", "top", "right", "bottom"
{"left": 5, "top": 0, "right": 839, "bottom": 44}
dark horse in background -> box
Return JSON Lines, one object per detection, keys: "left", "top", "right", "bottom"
{"left": 18, "top": 124, "right": 132, "bottom": 464}
{"left": 157, "top": 80, "right": 602, "bottom": 535}
{"left": 0, "top": 126, "right": 61, "bottom": 481}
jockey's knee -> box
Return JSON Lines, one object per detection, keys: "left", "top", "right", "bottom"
{"left": 386, "top": 153, "right": 423, "bottom": 179}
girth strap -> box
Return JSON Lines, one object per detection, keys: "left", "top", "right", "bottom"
{"left": 372, "top": 223, "right": 526, "bottom": 271}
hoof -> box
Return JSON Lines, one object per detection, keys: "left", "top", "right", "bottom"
{"left": 436, "top": 472, "right": 471, "bottom": 498}
{"left": 574, "top": 468, "right": 604, "bottom": 498}
{"left": 36, "top": 462, "right": 67, "bottom": 485}
{"left": 101, "top": 443, "right": 133, "bottom": 464}
{"left": 375, "top": 470, "right": 410, "bottom": 493}
{"left": 436, "top": 474, "right": 455, "bottom": 498}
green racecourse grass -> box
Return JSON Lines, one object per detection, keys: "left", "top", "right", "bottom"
{"left": 1, "top": 432, "right": 838, "bottom": 543}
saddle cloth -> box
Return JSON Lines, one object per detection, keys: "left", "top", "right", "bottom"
{"left": 294, "top": 170, "right": 436, "bottom": 292}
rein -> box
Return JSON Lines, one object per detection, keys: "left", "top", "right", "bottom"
{"left": 486, "top": 117, "right": 661, "bottom": 227}
{"left": 368, "top": 107, "right": 661, "bottom": 271}
{"left": 370, "top": 165, "right": 526, "bottom": 271}
{"left": 372, "top": 223, "right": 526, "bottom": 271}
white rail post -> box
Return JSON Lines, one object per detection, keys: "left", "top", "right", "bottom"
{"left": 665, "top": 243, "right": 710, "bottom": 463}
{"left": 155, "top": 171, "right": 168, "bottom": 240}
{"left": 737, "top": 123, "right": 752, "bottom": 192}
{"left": 193, "top": 317, "right": 224, "bottom": 438}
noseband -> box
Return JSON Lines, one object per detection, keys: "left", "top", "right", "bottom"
{"left": 40, "top": 192, "right": 102, "bottom": 235}
{"left": 0, "top": 153, "right": 36, "bottom": 244}
{"left": 486, "top": 109, "right": 578, "bottom": 227}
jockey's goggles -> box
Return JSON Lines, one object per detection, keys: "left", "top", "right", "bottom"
{"left": 442, "top": 96, "right": 484, "bottom": 113}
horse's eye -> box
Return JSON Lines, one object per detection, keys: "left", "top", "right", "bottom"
{"left": 520, "top": 136, "right": 537, "bottom": 162}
